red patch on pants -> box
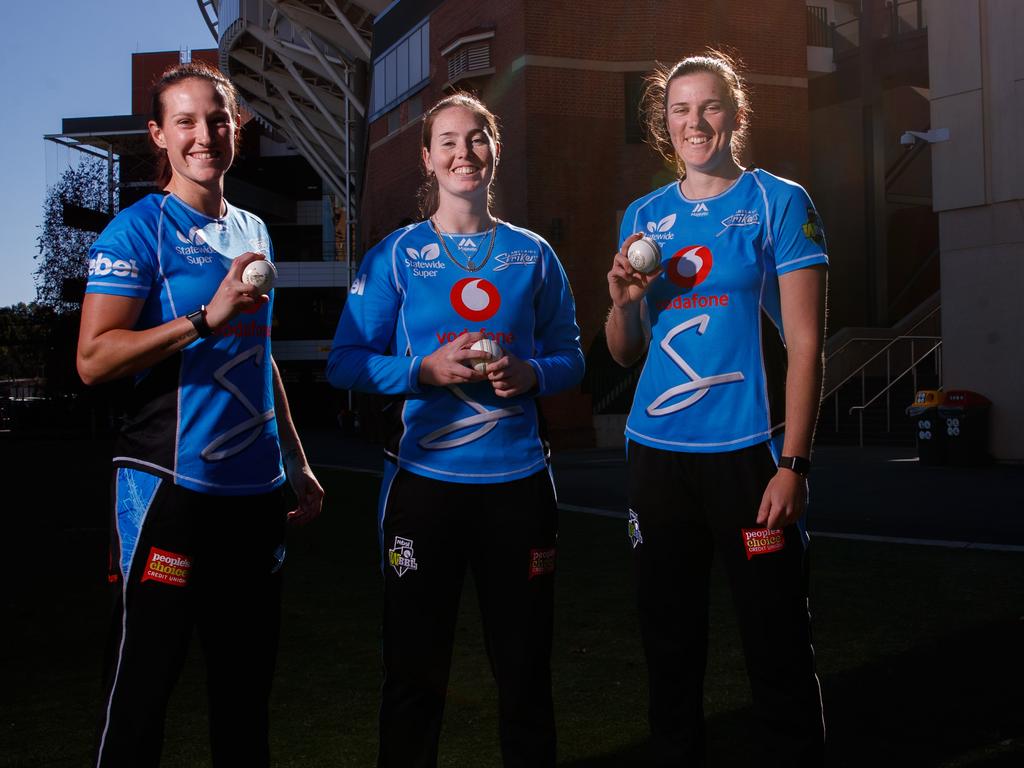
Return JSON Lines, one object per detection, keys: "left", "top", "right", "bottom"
{"left": 742, "top": 528, "right": 785, "bottom": 560}
{"left": 141, "top": 547, "right": 193, "bottom": 586}
{"left": 529, "top": 548, "right": 556, "bottom": 579}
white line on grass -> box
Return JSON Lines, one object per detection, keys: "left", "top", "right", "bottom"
{"left": 554, "top": 504, "right": 1024, "bottom": 552}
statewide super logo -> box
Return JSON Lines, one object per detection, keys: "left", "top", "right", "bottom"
{"left": 666, "top": 245, "right": 713, "bottom": 290}
{"left": 451, "top": 278, "right": 501, "bottom": 321}
{"left": 388, "top": 537, "right": 418, "bottom": 577}
{"left": 174, "top": 226, "right": 218, "bottom": 260}
{"left": 405, "top": 243, "right": 444, "bottom": 278}
{"left": 645, "top": 214, "right": 677, "bottom": 242}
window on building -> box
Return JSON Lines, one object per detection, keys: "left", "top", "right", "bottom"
{"left": 370, "top": 21, "right": 430, "bottom": 121}
{"left": 442, "top": 30, "right": 495, "bottom": 87}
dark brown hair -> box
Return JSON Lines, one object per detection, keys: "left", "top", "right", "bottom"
{"left": 639, "top": 49, "right": 751, "bottom": 178}
{"left": 417, "top": 93, "right": 501, "bottom": 220}
{"left": 149, "top": 62, "right": 241, "bottom": 188}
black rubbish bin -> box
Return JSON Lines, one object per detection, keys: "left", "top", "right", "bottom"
{"left": 906, "top": 389, "right": 945, "bottom": 465}
{"left": 938, "top": 390, "right": 992, "bottom": 466}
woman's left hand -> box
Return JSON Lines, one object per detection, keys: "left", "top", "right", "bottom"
{"left": 285, "top": 462, "right": 325, "bottom": 526}
{"left": 487, "top": 352, "right": 538, "bottom": 398}
{"left": 756, "top": 470, "right": 807, "bottom": 529}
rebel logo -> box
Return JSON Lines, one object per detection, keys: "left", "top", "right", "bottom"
{"left": 666, "top": 245, "right": 713, "bottom": 290}
{"left": 450, "top": 278, "right": 501, "bottom": 321}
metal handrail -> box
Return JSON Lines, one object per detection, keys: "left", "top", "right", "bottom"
{"left": 825, "top": 303, "right": 939, "bottom": 363}
{"left": 823, "top": 334, "right": 939, "bottom": 401}
{"left": 848, "top": 340, "right": 942, "bottom": 447}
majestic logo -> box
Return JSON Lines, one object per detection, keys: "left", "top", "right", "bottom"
{"left": 742, "top": 528, "right": 785, "bottom": 560}
{"left": 645, "top": 214, "right": 677, "bottom": 242}
{"left": 141, "top": 547, "right": 192, "bottom": 587}
{"left": 691, "top": 202, "right": 709, "bottom": 217}
{"left": 200, "top": 346, "right": 275, "bottom": 461}
{"left": 666, "top": 246, "right": 714, "bottom": 290}
{"left": 450, "top": 278, "right": 501, "bottom": 322}
{"left": 88, "top": 253, "right": 140, "bottom": 279}
{"left": 174, "top": 226, "right": 217, "bottom": 256}
{"left": 388, "top": 536, "right": 418, "bottom": 577}
{"left": 627, "top": 509, "right": 643, "bottom": 549}
{"left": 350, "top": 274, "right": 367, "bottom": 296}
{"left": 647, "top": 314, "right": 744, "bottom": 416}
{"left": 529, "top": 548, "right": 556, "bottom": 579}
{"left": 493, "top": 250, "right": 540, "bottom": 271}
{"left": 717, "top": 210, "right": 760, "bottom": 235}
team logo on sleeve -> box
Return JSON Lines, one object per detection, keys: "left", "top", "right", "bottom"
{"left": 742, "top": 528, "right": 785, "bottom": 559}
{"left": 141, "top": 547, "right": 192, "bottom": 586}
{"left": 666, "top": 246, "right": 713, "bottom": 290}
{"left": 802, "top": 206, "right": 826, "bottom": 247}
{"left": 451, "top": 278, "right": 501, "bottom": 321}
{"left": 88, "top": 253, "right": 140, "bottom": 279}
{"left": 388, "top": 537, "right": 418, "bottom": 577}
{"left": 628, "top": 509, "right": 643, "bottom": 548}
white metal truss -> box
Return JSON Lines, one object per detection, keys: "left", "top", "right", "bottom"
{"left": 198, "top": 0, "right": 387, "bottom": 227}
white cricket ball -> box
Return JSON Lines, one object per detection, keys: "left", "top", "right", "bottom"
{"left": 469, "top": 338, "right": 503, "bottom": 374}
{"left": 242, "top": 259, "right": 278, "bottom": 295}
{"left": 627, "top": 237, "right": 662, "bottom": 274}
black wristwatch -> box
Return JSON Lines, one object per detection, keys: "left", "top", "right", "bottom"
{"left": 185, "top": 306, "right": 213, "bottom": 338}
{"left": 778, "top": 455, "right": 811, "bottom": 477}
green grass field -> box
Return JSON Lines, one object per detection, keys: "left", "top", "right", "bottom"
{"left": 4, "top": 459, "right": 1023, "bottom": 767}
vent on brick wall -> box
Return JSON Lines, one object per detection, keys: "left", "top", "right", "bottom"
{"left": 441, "top": 30, "right": 495, "bottom": 87}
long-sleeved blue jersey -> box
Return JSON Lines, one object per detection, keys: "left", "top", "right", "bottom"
{"left": 620, "top": 170, "right": 829, "bottom": 453}
{"left": 328, "top": 220, "right": 584, "bottom": 484}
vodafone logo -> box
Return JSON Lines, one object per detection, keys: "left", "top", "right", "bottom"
{"left": 666, "top": 245, "right": 713, "bottom": 290}
{"left": 450, "top": 278, "right": 501, "bottom": 322}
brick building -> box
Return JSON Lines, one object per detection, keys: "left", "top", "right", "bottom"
{"left": 361, "top": 0, "right": 813, "bottom": 443}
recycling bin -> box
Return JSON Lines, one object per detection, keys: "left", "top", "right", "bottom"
{"left": 906, "top": 389, "right": 945, "bottom": 465}
{"left": 938, "top": 390, "right": 992, "bottom": 466}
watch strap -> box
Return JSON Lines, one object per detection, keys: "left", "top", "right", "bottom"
{"left": 186, "top": 306, "right": 213, "bottom": 338}
{"left": 778, "top": 455, "right": 811, "bottom": 477}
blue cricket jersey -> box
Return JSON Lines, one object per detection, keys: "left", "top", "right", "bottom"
{"left": 327, "top": 220, "right": 584, "bottom": 483}
{"left": 85, "top": 193, "right": 285, "bottom": 495}
{"left": 620, "top": 169, "right": 828, "bottom": 452}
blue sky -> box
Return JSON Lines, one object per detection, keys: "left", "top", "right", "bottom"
{"left": 0, "top": 0, "right": 213, "bottom": 308}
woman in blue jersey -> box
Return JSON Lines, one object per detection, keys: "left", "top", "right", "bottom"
{"left": 606, "top": 52, "right": 827, "bottom": 766}
{"left": 76, "top": 62, "right": 323, "bottom": 767}
{"left": 328, "top": 93, "right": 583, "bottom": 767}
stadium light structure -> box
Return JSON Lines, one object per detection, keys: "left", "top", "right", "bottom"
{"left": 197, "top": 0, "right": 389, "bottom": 235}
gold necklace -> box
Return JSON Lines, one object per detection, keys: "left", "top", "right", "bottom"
{"left": 430, "top": 217, "right": 498, "bottom": 272}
